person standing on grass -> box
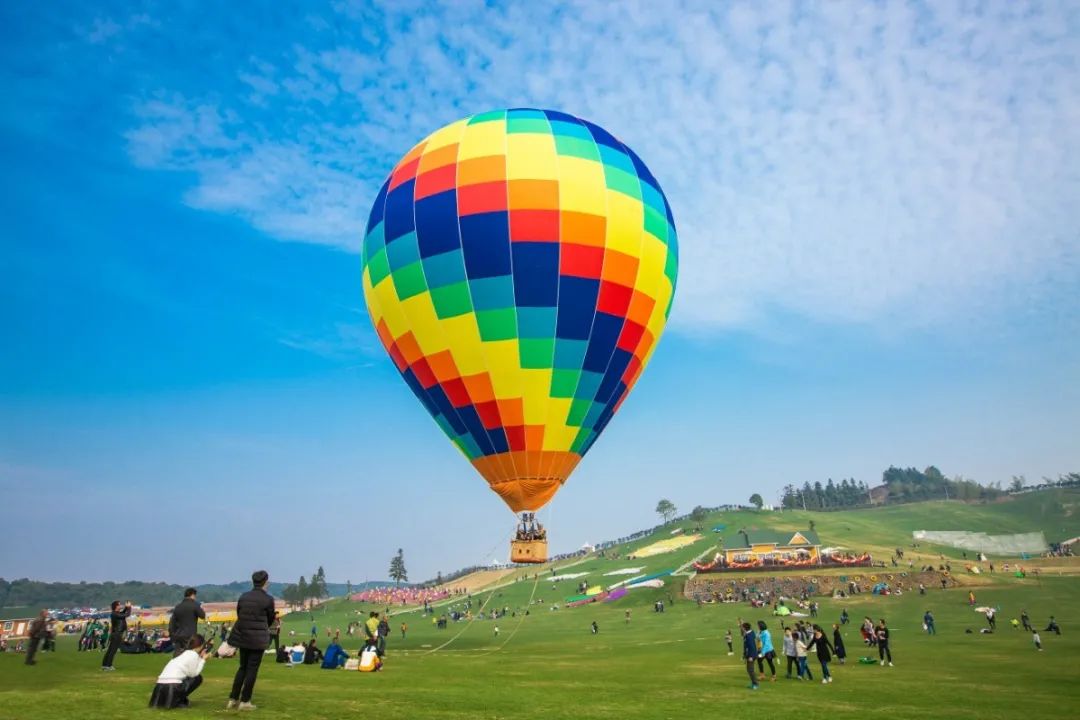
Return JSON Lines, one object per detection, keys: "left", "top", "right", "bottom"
{"left": 400, "top": 622, "right": 407, "bottom": 640}
{"left": 102, "top": 600, "right": 132, "bottom": 671}
{"left": 24, "top": 610, "right": 48, "bottom": 666}
{"left": 724, "top": 628, "right": 733, "bottom": 656}
{"left": 782, "top": 627, "right": 797, "bottom": 679}
{"left": 876, "top": 619, "right": 893, "bottom": 666}
{"left": 741, "top": 622, "right": 759, "bottom": 690}
{"left": 1032, "top": 629, "right": 1042, "bottom": 651}
{"left": 985, "top": 607, "right": 997, "bottom": 630}
{"left": 756, "top": 621, "right": 777, "bottom": 681}
{"left": 268, "top": 612, "right": 282, "bottom": 652}
{"left": 832, "top": 624, "right": 846, "bottom": 664}
{"left": 794, "top": 627, "right": 813, "bottom": 681}
{"left": 225, "top": 570, "right": 275, "bottom": 712}
{"left": 1021, "top": 609, "right": 1032, "bottom": 631}
{"left": 924, "top": 610, "right": 936, "bottom": 635}
{"left": 169, "top": 588, "right": 206, "bottom": 657}
{"left": 968, "top": 590, "right": 976, "bottom": 607}
{"left": 808, "top": 626, "right": 834, "bottom": 684}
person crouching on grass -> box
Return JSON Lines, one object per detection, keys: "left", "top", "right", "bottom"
{"left": 149, "top": 634, "right": 212, "bottom": 709}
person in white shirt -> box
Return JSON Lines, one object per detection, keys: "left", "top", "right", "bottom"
{"left": 149, "top": 633, "right": 211, "bottom": 709}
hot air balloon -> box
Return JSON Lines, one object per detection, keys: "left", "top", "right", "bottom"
{"left": 361, "top": 109, "right": 678, "bottom": 562}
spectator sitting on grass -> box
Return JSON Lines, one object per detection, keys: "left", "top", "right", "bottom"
{"left": 359, "top": 638, "right": 382, "bottom": 672}
{"left": 321, "top": 641, "right": 348, "bottom": 669}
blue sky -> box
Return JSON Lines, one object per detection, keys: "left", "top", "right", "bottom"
{"left": 2, "top": 1, "right": 1078, "bottom": 585}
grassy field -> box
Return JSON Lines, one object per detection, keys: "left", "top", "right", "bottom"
{"left": 2, "top": 492, "right": 1078, "bottom": 719}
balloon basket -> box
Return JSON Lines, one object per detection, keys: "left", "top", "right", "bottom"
{"left": 511, "top": 539, "right": 548, "bottom": 564}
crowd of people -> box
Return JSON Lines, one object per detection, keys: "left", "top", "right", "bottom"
{"left": 349, "top": 586, "right": 452, "bottom": 607}
{"left": 738, "top": 616, "right": 865, "bottom": 689}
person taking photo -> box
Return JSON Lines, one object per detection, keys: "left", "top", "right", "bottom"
{"left": 149, "top": 633, "right": 212, "bottom": 709}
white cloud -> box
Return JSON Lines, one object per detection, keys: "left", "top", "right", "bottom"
{"left": 123, "top": 0, "right": 1080, "bottom": 335}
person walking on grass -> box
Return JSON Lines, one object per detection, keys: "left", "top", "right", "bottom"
{"left": 832, "top": 624, "right": 846, "bottom": 664}
{"left": 1021, "top": 609, "right": 1032, "bottom": 632}
{"left": 102, "top": 600, "right": 133, "bottom": 671}
{"left": 225, "top": 570, "right": 275, "bottom": 712}
{"left": 782, "top": 627, "right": 797, "bottom": 679}
{"left": 876, "top": 619, "right": 893, "bottom": 666}
{"left": 756, "top": 621, "right": 777, "bottom": 681}
{"left": 1032, "top": 629, "right": 1042, "bottom": 651}
{"left": 924, "top": 610, "right": 936, "bottom": 635}
{"left": 808, "top": 626, "right": 834, "bottom": 684}
{"left": 24, "top": 610, "right": 48, "bottom": 666}
{"left": 985, "top": 607, "right": 997, "bottom": 631}
{"left": 741, "top": 622, "right": 759, "bottom": 690}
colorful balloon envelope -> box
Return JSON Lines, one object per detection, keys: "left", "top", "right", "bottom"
{"left": 362, "top": 109, "right": 678, "bottom": 515}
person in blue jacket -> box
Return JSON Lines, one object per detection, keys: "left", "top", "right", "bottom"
{"left": 755, "top": 621, "right": 777, "bottom": 681}
{"left": 924, "top": 610, "right": 936, "bottom": 635}
{"left": 741, "top": 622, "right": 759, "bottom": 690}
{"left": 321, "top": 641, "right": 348, "bottom": 669}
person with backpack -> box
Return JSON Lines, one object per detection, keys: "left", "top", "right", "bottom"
{"left": 924, "top": 609, "right": 936, "bottom": 635}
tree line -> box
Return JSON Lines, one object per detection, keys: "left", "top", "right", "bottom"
{"left": 280, "top": 566, "right": 330, "bottom": 608}
{"left": 780, "top": 478, "right": 873, "bottom": 510}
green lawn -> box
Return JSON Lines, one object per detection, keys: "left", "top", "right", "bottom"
{"left": 3, "top": 493, "right": 1078, "bottom": 719}
{"left": 2, "top": 574, "right": 1077, "bottom": 719}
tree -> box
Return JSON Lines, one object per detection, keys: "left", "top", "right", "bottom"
{"left": 749, "top": 493, "right": 764, "bottom": 510}
{"left": 297, "top": 576, "right": 308, "bottom": 608}
{"left": 1010, "top": 475, "right": 1026, "bottom": 492}
{"left": 312, "top": 566, "right": 328, "bottom": 602}
{"left": 690, "top": 505, "right": 708, "bottom": 523}
{"left": 389, "top": 549, "right": 408, "bottom": 586}
{"left": 656, "top": 499, "right": 677, "bottom": 523}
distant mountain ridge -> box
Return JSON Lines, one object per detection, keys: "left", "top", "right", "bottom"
{"left": 0, "top": 578, "right": 391, "bottom": 611}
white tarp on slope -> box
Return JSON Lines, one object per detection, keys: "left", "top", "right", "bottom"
{"left": 604, "top": 567, "right": 646, "bottom": 576}
{"left": 912, "top": 530, "right": 1047, "bottom": 555}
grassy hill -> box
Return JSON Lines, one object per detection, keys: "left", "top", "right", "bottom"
{"left": 2, "top": 489, "right": 1077, "bottom": 719}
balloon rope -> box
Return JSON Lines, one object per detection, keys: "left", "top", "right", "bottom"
{"left": 475, "top": 502, "right": 553, "bottom": 656}
{"left": 419, "top": 533, "right": 507, "bottom": 656}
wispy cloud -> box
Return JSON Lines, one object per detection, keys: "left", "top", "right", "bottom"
{"left": 119, "top": 0, "right": 1080, "bottom": 334}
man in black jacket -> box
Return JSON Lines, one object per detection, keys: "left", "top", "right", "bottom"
{"left": 102, "top": 600, "right": 133, "bottom": 671}
{"left": 225, "top": 570, "right": 275, "bottom": 711}
{"left": 169, "top": 588, "right": 207, "bottom": 657}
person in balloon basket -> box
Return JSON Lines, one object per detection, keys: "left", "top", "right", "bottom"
{"left": 225, "top": 570, "right": 275, "bottom": 711}
{"left": 149, "top": 633, "right": 213, "bottom": 709}
{"left": 102, "top": 600, "right": 133, "bottom": 671}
